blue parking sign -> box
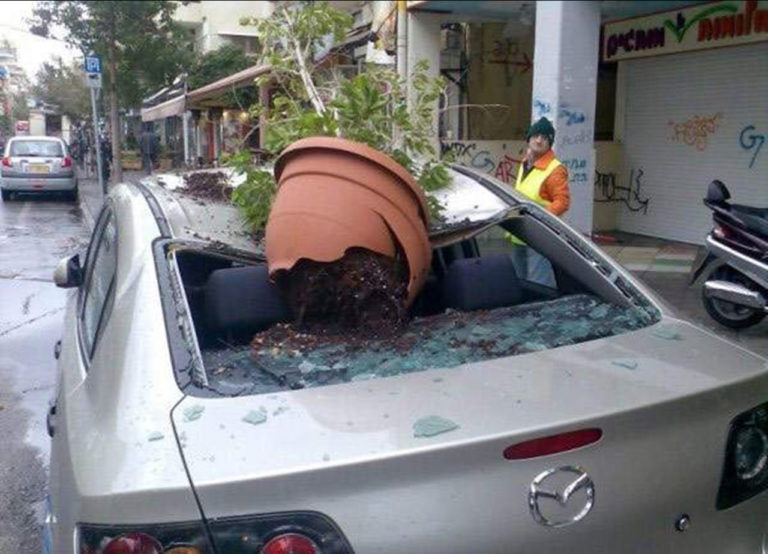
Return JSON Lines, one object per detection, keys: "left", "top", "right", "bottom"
{"left": 84, "top": 55, "right": 102, "bottom": 74}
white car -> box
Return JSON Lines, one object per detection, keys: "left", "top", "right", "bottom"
{"left": 1, "top": 136, "right": 78, "bottom": 201}
{"left": 46, "top": 168, "right": 768, "bottom": 553}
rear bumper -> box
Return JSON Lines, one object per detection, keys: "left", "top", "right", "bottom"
{"left": 1, "top": 176, "right": 77, "bottom": 191}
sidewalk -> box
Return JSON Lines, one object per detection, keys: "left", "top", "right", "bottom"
{"left": 77, "top": 167, "right": 145, "bottom": 230}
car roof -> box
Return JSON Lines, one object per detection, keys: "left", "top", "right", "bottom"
{"left": 9, "top": 135, "right": 64, "bottom": 142}
{"left": 138, "top": 166, "right": 519, "bottom": 256}
{"left": 139, "top": 169, "right": 265, "bottom": 254}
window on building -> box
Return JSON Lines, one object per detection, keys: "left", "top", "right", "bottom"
{"left": 226, "top": 35, "right": 259, "bottom": 55}
{"left": 594, "top": 62, "right": 617, "bottom": 141}
{"left": 440, "top": 22, "right": 617, "bottom": 142}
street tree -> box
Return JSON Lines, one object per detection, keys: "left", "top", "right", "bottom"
{"left": 29, "top": 1, "right": 192, "bottom": 183}
{"left": 32, "top": 59, "right": 90, "bottom": 122}
{"left": 188, "top": 43, "right": 257, "bottom": 109}
{"left": 231, "top": 1, "right": 449, "bottom": 229}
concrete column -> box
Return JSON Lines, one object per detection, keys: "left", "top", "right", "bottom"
{"left": 407, "top": 10, "right": 442, "bottom": 155}
{"left": 182, "top": 110, "right": 190, "bottom": 165}
{"left": 531, "top": 1, "right": 600, "bottom": 234}
{"left": 614, "top": 62, "right": 628, "bottom": 144}
{"left": 195, "top": 119, "right": 202, "bottom": 163}
{"left": 213, "top": 115, "right": 221, "bottom": 164}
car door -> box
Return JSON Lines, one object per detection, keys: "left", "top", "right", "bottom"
{"left": 47, "top": 204, "right": 119, "bottom": 551}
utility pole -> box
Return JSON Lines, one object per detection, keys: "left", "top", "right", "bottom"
{"left": 85, "top": 55, "right": 105, "bottom": 195}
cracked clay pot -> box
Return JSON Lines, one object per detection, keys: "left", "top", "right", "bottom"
{"left": 266, "top": 137, "right": 432, "bottom": 306}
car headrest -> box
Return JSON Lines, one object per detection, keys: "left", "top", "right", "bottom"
{"left": 204, "top": 265, "right": 291, "bottom": 334}
{"left": 443, "top": 254, "right": 524, "bottom": 311}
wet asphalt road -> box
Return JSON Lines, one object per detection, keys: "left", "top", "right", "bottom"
{"left": 0, "top": 193, "right": 89, "bottom": 553}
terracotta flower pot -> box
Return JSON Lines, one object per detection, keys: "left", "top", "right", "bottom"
{"left": 266, "top": 137, "right": 432, "bottom": 306}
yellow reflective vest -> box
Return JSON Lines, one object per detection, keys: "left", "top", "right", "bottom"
{"left": 506, "top": 156, "right": 562, "bottom": 245}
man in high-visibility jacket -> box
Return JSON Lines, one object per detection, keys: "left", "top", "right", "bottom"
{"left": 509, "top": 117, "right": 570, "bottom": 286}
{"left": 517, "top": 116, "right": 570, "bottom": 215}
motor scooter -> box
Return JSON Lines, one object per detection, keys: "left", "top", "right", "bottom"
{"left": 689, "top": 180, "right": 768, "bottom": 329}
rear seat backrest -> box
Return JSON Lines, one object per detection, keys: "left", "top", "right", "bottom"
{"left": 442, "top": 254, "right": 524, "bottom": 311}
{"left": 204, "top": 265, "right": 292, "bottom": 334}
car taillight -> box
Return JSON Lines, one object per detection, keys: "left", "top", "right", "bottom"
{"left": 102, "top": 532, "right": 164, "bottom": 553}
{"left": 717, "top": 401, "right": 768, "bottom": 510}
{"left": 262, "top": 533, "right": 318, "bottom": 554}
{"left": 503, "top": 428, "right": 603, "bottom": 460}
{"left": 79, "top": 512, "right": 353, "bottom": 553}
{"left": 62, "top": 156, "right": 73, "bottom": 168}
{"left": 208, "top": 512, "right": 353, "bottom": 553}
{"left": 1, "top": 157, "right": 11, "bottom": 167}
{"left": 78, "top": 523, "right": 209, "bottom": 553}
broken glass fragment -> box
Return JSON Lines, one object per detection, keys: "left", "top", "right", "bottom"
{"left": 413, "top": 415, "right": 460, "bottom": 438}
{"left": 201, "top": 295, "right": 653, "bottom": 397}
{"left": 611, "top": 358, "right": 638, "bottom": 370}
{"left": 272, "top": 405, "right": 290, "bottom": 417}
{"left": 183, "top": 405, "right": 205, "bottom": 422}
{"left": 299, "top": 361, "right": 317, "bottom": 373}
{"left": 147, "top": 432, "right": 164, "bottom": 442}
{"left": 242, "top": 408, "right": 268, "bottom": 425}
{"left": 652, "top": 325, "right": 682, "bottom": 341}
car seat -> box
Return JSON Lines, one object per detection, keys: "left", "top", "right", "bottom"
{"left": 442, "top": 254, "right": 525, "bottom": 311}
{"left": 204, "top": 265, "right": 292, "bottom": 335}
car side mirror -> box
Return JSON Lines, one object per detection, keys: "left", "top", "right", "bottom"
{"left": 53, "top": 254, "right": 83, "bottom": 288}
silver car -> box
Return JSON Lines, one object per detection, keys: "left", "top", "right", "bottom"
{"left": 1, "top": 136, "right": 78, "bottom": 201}
{"left": 47, "top": 168, "right": 768, "bottom": 553}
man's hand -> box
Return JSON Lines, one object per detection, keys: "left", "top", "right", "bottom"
{"left": 524, "top": 147, "right": 535, "bottom": 166}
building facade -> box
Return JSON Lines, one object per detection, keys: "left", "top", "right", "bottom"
{"left": 406, "top": 0, "right": 767, "bottom": 244}
{"left": 173, "top": 0, "right": 269, "bottom": 55}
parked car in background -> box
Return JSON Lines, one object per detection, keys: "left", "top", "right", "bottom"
{"left": 0, "top": 136, "right": 77, "bottom": 201}
{"left": 46, "top": 168, "right": 768, "bottom": 553}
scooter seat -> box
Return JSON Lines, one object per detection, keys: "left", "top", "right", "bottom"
{"left": 731, "top": 204, "right": 768, "bottom": 239}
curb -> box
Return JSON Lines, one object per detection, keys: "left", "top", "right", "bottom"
{"left": 79, "top": 190, "right": 97, "bottom": 232}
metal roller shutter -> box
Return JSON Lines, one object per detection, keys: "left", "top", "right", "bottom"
{"left": 619, "top": 42, "right": 768, "bottom": 244}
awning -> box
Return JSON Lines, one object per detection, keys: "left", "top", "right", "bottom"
{"left": 186, "top": 64, "right": 271, "bottom": 106}
{"left": 141, "top": 94, "right": 186, "bottom": 122}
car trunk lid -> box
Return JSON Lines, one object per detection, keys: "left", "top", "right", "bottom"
{"left": 173, "top": 320, "right": 768, "bottom": 552}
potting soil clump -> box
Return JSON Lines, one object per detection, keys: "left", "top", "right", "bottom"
{"left": 274, "top": 247, "right": 409, "bottom": 339}
{"left": 183, "top": 171, "right": 233, "bottom": 201}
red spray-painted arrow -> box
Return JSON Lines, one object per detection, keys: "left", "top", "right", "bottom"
{"left": 488, "top": 52, "right": 532, "bottom": 72}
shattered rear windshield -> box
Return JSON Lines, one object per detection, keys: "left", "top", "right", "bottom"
{"left": 200, "top": 294, "right": 651, "bottom": 396}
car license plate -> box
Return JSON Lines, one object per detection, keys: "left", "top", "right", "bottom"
{"left": 27, "top": 164, "right": 50, "bottom": 173}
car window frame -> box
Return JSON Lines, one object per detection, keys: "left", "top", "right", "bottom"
{"left": 77, "top": 204, "right": 119, "bottom": 365}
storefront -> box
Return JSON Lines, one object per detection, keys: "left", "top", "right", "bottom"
{"left": 602, "top": 0, "right": 768, "bottom": 243}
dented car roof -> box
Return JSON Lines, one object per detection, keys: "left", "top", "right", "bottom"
{"left": 139, "top": 166, "right": 518, "bottom": 254}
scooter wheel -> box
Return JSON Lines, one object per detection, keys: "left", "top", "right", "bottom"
{"left": 702, "top": 269, "right": 766, "bottom": 329}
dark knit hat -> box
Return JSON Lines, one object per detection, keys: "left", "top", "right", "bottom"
{"left": 526, "top": 117, "right": 555, "bottom": 144}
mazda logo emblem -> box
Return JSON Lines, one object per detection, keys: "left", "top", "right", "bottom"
{"left": 528, "top": 466, "right": 595, "bottom": 527}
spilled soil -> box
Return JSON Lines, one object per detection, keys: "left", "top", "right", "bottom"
{"left": 183, "top": 171, "right": 233, "bottom": 201}
{"left": 278, "top": 248, "right": 408, "bottom": 337}
{"left": 251, "top": 248, "right": 410, "bottom": 357}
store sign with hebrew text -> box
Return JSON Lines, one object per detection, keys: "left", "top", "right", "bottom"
{"left": 603, "top": 0, "right": 768, "bottom": 62}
